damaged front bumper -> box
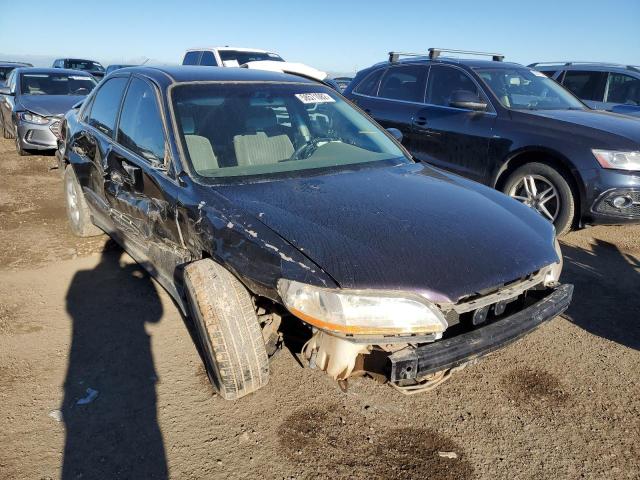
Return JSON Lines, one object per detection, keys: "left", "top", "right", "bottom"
{"left": 388, "top": 283, "right": 573, "bottom": 383}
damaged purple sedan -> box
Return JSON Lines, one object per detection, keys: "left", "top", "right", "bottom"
{"left": 58, "top": 66, "right": 572, "bottom": 399}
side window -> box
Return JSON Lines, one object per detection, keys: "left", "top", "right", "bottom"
{"left": 117, "top": 78, "right": 165, "bottom": 162}
{"left": 183, "top": 51, "right": 201, "bottom": 66}
{"left": 7, "top": 71, "right": 16, "bottom": 92}
{"left": 427, "top": 65, "right": 482, "bottom": 107}
{"left": 353, "top": 69, "right": 384, "bottom": 96}
{"left": 562, "top": 71, "right": 607, "bottom": 101}
{"left": 86, "top": 77, "right": 128, "bottom": 137}
{"left": 378, "top": 65, "right": 428, "bottom": 102}
{"left": 539, "top": 70, "right": 557, "bottom": 78}
{"left": 606, "top": 73, "right": 640, "bottom": 105}
{"left": 200, "top": 51, "right": 218, "bottom": 66}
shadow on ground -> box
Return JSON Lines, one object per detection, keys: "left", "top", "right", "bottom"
{"left": 561, "top": 239, "right": 640, "bottom": 351}
{"left": 61, "top": 242, "right": 168, "bottom": 479}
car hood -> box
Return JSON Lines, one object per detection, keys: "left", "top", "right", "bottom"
{"left": 18, "top": 95, "right": 86, "bottom": 117}
{"left": 513, "top": 109, "right": 640, "bottom": 145}
{"left": 216, "top": 163, "right": 558, "bottom": 303}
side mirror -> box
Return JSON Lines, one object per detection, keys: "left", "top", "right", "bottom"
{"left": 0, "top": 86, "right": 13, "bottom": 96}
{"left": 386, "top": 127, "right": 403, "bottom": 142}
{"left": 449, "top": 90, "right": 487, "bottom": 111}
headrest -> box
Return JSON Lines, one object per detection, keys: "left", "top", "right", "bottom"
{"left": 245, "top": 107, "right": 277, "bottom": 132}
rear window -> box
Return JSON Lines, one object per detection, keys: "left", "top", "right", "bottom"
{"left": 353, "top": 69, "right": 384, "bottom": 96}
{"left": 562, "top": 71, "right": 607, "bottom": 101}
{"left": 0, "top": 66, "right": 15, "bottom": 81}
{"left": 67, "top": 60, "right": 104, "bottom": 72}
{"left": 201, "top": 51, "right": 217, "bottom": 66}
{"left": 378, "top": 65, "right": 428, "bottom": 102}
{"left": 20, "top": 73, "right": 96, "bottom": 96}
{"left": 218, "top": 50, "right": 284, "bottom": 66}
{"left": 183, "top": 51, "right": 201, "bottom": 66}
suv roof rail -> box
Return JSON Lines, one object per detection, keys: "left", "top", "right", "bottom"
{"left": 388, "top": 48, "right": 504, "bottom": 63}
{"left": 530, "top": 61, "right": 631, "bottom": 68}
{"left": 388, "top": 52, "right": 430, "bottom": 63}
{"left": 429, "top": 48, "right": 504, "bottom": 62}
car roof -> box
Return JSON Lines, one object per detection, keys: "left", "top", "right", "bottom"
{"left": 59, "top": 58, "right": 101, "bottom": 62}
{"left": 532, "top": 62, "right": 640, "bottom": 74}
{"left": 15, "top": 67, "right": 95, "bottom": 76}
{"left": 0, "top": 61, "right": 32, "bottom": 67}
{"left": 116, "top": 65, "right": 319, "bottom": 85}
{"left": 186, "top": 47, "right": 273, "bottom": 53}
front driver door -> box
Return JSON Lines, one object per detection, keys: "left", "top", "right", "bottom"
{"left": 105, "top": 76, "right": 188, "bottom": 292}
{"left": 411, "top": 65, "right": 496, "bottom": 184}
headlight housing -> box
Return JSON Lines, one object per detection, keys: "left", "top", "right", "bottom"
{"left": 278, "top": 279, "right": 448, "bottom": 336}
{"left": 592, "top": 149, "right": 640, "bottom": 171}
{"left": 544, "top": 237, "right": 563, "bottom": 286}
{"left": 19, "top": 111, "right": 49, "bottom": 125}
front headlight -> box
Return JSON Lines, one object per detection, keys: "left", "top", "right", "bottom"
{"left": 592, "top": 149, "right": 640, "bottom": 171}
{"left": 278, "top": 279, "right": 448, "bottom": 336}
{"left": 19, "top": 111, "right": 49, "bottom": 125}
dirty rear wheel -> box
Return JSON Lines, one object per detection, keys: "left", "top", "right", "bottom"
{"left": 184, "top": 259, "right": 269, "bottom": 400}
{"left": 503, "top": 162, "right": 575, "bottom": 236}
{"left": 64, "top": 165, "right": 102, "bottom": 237}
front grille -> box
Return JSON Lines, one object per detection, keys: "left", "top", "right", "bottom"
{"left": 49, "top": 120, "right": 61, "bottom": 139}
{"left": 594, "top": 190, "right": 640, "bottom": 218}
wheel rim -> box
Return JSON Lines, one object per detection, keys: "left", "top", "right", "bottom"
{"left": 508, "top": 174, "right": 560, "bottom": 222}
{"left": 66, "top": 176, "right": 80, "bottom": 225}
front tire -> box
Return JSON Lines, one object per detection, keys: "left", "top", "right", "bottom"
{"left": 502, "top": 162, "right": 576, "bottom": 236}
{"left": 64, "top": 165, "right": 102, "bottom": 237}
{"left": 184, "top": 259, "right": 269, "bottom": 400}
{"left": 15, "top": 135, "right": 30, "bottom": 156}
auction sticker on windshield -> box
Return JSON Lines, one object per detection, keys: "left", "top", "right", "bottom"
{"left": 295, "top": 93, "right": 335, "bottom": 104}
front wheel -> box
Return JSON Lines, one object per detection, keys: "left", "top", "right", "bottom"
{"left": 502, "top": 162, "right": 576, "bottom": 236}
{"left": 184, "top": 259, "right": 269, "bottom": 400}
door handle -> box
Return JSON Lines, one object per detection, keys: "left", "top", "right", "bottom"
{"left": 413, "top": 116, "right": 427, "bottom": 126}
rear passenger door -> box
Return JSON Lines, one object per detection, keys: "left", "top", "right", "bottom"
{"left": 106, "top": 76, "right": 187, "bottom": 286}
{"left": 69, "top": 76, "right": 129, "bottom": 227}
{"left": 560, "top": 70, "right": 607, "bottom": 109}
{"left": 411, "top": 65, "right": 495, "bottom": 184}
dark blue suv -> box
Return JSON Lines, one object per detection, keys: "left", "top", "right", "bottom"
{"left": 344, "top": 49, "right": 640, "bottom": 235}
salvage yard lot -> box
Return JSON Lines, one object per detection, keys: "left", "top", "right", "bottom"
{"left": 0, "top": 137, "right": 638, "bottom": 479}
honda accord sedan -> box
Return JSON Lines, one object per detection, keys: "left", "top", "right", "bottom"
{"left": 58, "top": 66, "right": 572, "bottom": 399}
{"left": 0, "top": 68, "right": 96, "bottom": 155}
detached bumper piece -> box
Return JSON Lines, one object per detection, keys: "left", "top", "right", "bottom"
{"left": 388, "top": 284, "right": 573, "bottom": 383}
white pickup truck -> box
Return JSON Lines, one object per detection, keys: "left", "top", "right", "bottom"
{"left": 182, "top": 47, "right": 335, "bottom": 87}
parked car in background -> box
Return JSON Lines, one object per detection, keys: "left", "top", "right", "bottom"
{"left": 344, "top": 49, "right": 640, "bottom": 234}
{"left": 531, "top": 62, "right": 640, "bottom": 117}
{"left": 58, "top": 65, "right": 571, "bottom": 400}
{"left": 182, "top": 47, "right": 285, "bottom": 67}
{"left": 105, "top": 64, "right": 135, "bottom": 75}
{"left": 0, "top": 68, "right": 96, "bottom": 155}
{"left": 0, "top": 61, "right": 33, "bottom": 87}
{"left": 53, "top": 58, "right": 106, "bottom": 80}
{"left": 183, "top": 46, "right": 340, "bottom": 90}
{"left": 333, "top": 76, "right": 353, "bottom": 92}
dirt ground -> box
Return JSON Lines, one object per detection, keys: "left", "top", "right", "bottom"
{"left": 0, "top": 137, "right": 638, "bottom": 480}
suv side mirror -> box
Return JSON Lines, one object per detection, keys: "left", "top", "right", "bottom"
{"left": 450, "top": 90, "right": 487, "bottom": 111}
{"left": 0, "top": 86, "right": 13, "bottom": 96}
{"left": 386, "top": 127, "right": 403, "bottom": 142}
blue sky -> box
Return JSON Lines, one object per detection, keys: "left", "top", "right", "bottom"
{"left": 1, "top": 0, "right": 638, "bottom": 75}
